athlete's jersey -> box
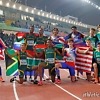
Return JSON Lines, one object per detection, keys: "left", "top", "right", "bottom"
{"left": 84, "top": 35, "right": 98, "bottom": 47}
{"left": 35, "top": 36, "right": 47, "bottom": 45}
{"left": 26, "top": 33, "right": 36, "bottom": 50}
{"left": 64, "top": 48, "right": 76, "bottom": 62}
{"left": 65, "top": 32, "right": 84, "bottom": 43}
{"left": 19, "top": 51, "right": 27, "bottom": 66}
{"left": 94, "top": 50, "right": 100, "bottom": 64}
{"left": 96, "top": 32, "right": 100, "bottom": 42}
{"left": 50, "top": 35, "right": 60, "bottom": 42}
{"left": 45, "top": 47, "right": 55, "bottom": 63}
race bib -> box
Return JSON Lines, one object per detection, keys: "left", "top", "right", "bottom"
{"left": 46, "top": 58, "right": 54, "bottom": 63}
{"left": 20, "top": 60, "right": 27, "bottom": 65}
{"left": 97, "top": 58, "right": 100, "bottom": 64}
{"left": 27, "top": 40, "right": 34, "bottom": 46}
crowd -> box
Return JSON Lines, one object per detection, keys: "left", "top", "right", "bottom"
{"left": 0, "top": 32, "right": 15, "bottom": 48}
{"left": 0, "top": 24, "right": 100, "bottom": 86}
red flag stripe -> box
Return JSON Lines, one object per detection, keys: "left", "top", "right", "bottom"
{"left": 76, "top": 55, "right": 92, "bottom": 60}
{"left": 75, "top": 63, "right": 92, "bottom": 68}
{"left": 76, "top": 59, "right": 92, "bottom": 64}
{"left": 75, "top": 47, "right": 93, "bottom": 72}
{"left": 76, "top": 53, "right": 93, "bottom": 59}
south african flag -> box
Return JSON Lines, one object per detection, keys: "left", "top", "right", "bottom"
{"left": 5, "top": 48, "right": 18, "bottom": 76}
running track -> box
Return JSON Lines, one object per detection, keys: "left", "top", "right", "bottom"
{"left": 0, "top": 61, "right": 100, "bottom": 100}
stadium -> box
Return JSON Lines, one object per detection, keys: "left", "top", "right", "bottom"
{"left": 0, "top": 0, "right": 100, "bottom": 100}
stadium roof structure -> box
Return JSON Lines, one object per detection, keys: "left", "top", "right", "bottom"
{"left": 0, "top": 0, "right": 96, "bottom": 29}
{"left": 19, "top": 0, "right": 100, "bottom": 26}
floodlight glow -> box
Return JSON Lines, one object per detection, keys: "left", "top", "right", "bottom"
{"left": 46, "top": 14, "right": 49, "bottom": 17}
{"left": 37, "top": 12, "right": 40, "bottom": 15}
{"left": 34, "top": 8, "right": 36, "bottom": 10}
{"left": 68, "top": 20, "right": 71, "bottom": 23}
{"left": 31, "top": 10, "right": 34, "bottom": 14}
{"left": 60, "top": 18, "right": 62, "bottom": 21}
{"left": 63, "top": 19, "right": 65, "bottom": 22}
{"left": 0, "top": 1, "right": 2, "bottom": 5}
{"left": 19, "top": 6, "right": 22, "bottom": 10}
{"left": 50, "top": 15, "right": 52, "bottom": 19}
{"left": 66, "top": 20, "right": 68, "bottom": 22}
{"left": 6, "top": 3, "right": 10, "bottom": 7}
{"left": 13, "top": 4, "right": 16, "bottom": 9}
{"left": 25, "top": 8, "right": 28, "bottom": 12}
{"left": 53, "top": 16, "right": 56, "bottom": 19}
{"left": 42, "top": 13, "right": 44, "bottom": 16}
{"left": 56, "top": 17, "right": 59, "bottom": 20}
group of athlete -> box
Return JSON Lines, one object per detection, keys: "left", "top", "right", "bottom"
{"left": 1, "top": 24, "right": 100, "bottom": 86}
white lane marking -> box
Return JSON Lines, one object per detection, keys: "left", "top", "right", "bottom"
{"left": 13, "top": 81, "right": 19, "bottom": 100}
{"left": 44, "top": 74, "right": 82, "bottom": 100}
{"left": 63, "top": 69, "right": 86, "bottom": 80}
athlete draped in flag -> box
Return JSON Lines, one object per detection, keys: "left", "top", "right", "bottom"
{"left": 6, "top": 43, "right": 33, "bottom": 84}
{"left": 39, "top": 39, "right": 60, "bottom": 83}
{"left": 76, "top": 39, "right": 95, "bottom": 81}
{"left": 93, "top": 42, "right": 100, "bottom": 84}
{"left": 25, "top": 25, "right": 37, "bottom": 82}
{"left": 48, "top": 28, "right": 62, "bottom": 82}
{"left": 0, "top": 38, "right": 6, "bottom": 82}
{"left": 65, "top": 26, "right": 85, "bottom": 78}
{"left": 54, "top": 39, "right": 89, "bottom": 82}
{"left": 33, "top": 28, "right": 47, "bottom": 85}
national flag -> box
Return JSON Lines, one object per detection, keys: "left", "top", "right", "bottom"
{"left": 5, "top": 49, "right": 18, "bottom": 76}
{"left": 0, "top": 38, "right": 6, "bottom": 60}
{"left": 34, "top": 44, "right": 47, "bottom": 49}
{"left": 0, "top": 48, "right": 4, "bottom": 60}
{"left": 75, "top": 46, "right": 93, "bottom": 73}
{"left": 0, "top": 38, "right": 6, "bottom": 49}
{"left": 16, "top": 32, "right": 25, "bottom": 42}
{"left": 13, "top": 39, "right": 25, "bottom": 50}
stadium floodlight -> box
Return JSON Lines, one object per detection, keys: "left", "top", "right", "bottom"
{"left": 42, "top": 13, "right": 44, "bottom": 16}
{"left": 63, "top": 19, "right": 66, "bottom": 22}
{"left": 34, "top": 8, "right": 36, "bottom": 10}
{"left": 73, "top": 21, "right": 76, "bottom": 25}
{"left": 68, "top": 20, "right": 71, "bottom": 23}
{"left": 19, "top": 6, "right": 22, "bottom": 10}
{"left": 60, "top": 18, "right": 62, "bottom": 21}
{"left": 40, "top": 10, "right": 43, "bottom": 12}
{"left": 53, "top": 16, "right": 56, "bottom": 19}
{"left": 13, "top": 4, "right": 16, "bottom": 9}
{"left": 46, "top": 14, "right": 49, "bottom": 17}
{"left": 6, "top": 2, "right": 10, "bottom": 7}
{"left": 25, "top": 8, "right": 28, "bottom": 12}
{"left": 31, "top": 10, "right": 34, "bottom": 14}
{"left": 0, "top": 0, "right": 2, "bottom": 5}
{"left": 81, "top": 0, "right": 100, "bottom": 11}
{"left": 50, "top": 15, "right": 52, "bottom": 19}
{"left": 37, "top": 12, "right": 40, "bottom": 15}
{"left": 66, "top": 20, "right": 68, "bottom": 22}
{"left": 57, "top": 17, "right": 59, "bottom": 20}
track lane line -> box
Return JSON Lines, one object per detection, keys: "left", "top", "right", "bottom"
{"left": 44, "top": 74, "right": 82, "bottom": 100}
{"left": 13, "top": 81, "right": 19, "bottom": 100}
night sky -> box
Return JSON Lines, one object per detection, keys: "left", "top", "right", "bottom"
{"left": 19, "top": 0, "right": 100, "bottom": 26}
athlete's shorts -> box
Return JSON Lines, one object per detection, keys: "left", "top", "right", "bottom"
{"left": 97, "top": 64, "right": 100, "bottom": 77}
{"left": 18, "top": 65, "right": 27, "bottom": 78}
{"left": 44, "top": 63, "right": 55, "bottom": 69}
{"left": 60, "top": 62, "right": 75, "bottom": 76}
